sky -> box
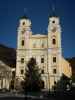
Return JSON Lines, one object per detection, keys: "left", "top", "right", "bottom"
{"left": 0, "top": 0, "right": 75, "bottom": 58}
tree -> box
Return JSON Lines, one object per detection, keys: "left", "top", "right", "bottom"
{"left": 55, "top": 74, "right": 71, "bottom": 92}
{"left": 72, "top": 75, "right": 75, "bottom": 82}
{"left": 23, "top": 57, "right": 43, "bottom": 92}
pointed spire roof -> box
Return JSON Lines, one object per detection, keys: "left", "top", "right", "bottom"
{"left": 20, "top": 8, "right": 29, "bottom": 19}
{"left": 48, "top": 0, "right": 58, "bottom": 18}
{"left": 49, "top": 4, "right": 58, "bottom": 18}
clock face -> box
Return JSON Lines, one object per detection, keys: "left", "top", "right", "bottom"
{"left": 51, "top": 27, "right": 56, "bottom": 33}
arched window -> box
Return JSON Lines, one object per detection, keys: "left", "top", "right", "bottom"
{"left": 41, "top": 70, "right": 44, "bottom": 74}
{"left": 52, "top": 39, "right": 56, "bottom": 44}
{"left": 22, "top": 22, "right": 25, "bottom": 25}
{"left": 53, "top": 57, "right": 56, "bottom": 63}
{"left": 21, "top": 58, "right": 24, "bottom": 63}
{"left": 21, "top": 69, "right": 24, "bottom": 74}
{"left": 21, "top": 40, "right": 24, "bottom": 46}
{"left": 41, "top": 58, "right": 44, "bottom": 63}
{"left": 53, "top": 69, "right": 57, "bottom": 74}
{"left": 54, "top": 81, "right": 56, "bottom": 85}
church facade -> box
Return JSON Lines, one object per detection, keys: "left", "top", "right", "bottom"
{"left": 16, "top": 15, "right": 72, "bottom": 90}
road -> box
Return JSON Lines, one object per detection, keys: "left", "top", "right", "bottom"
{"left": 0, "top": 93, "right": 54, "bottom": 100}
{"left": 0, "top": 91, "right": 74, "bottom": 100}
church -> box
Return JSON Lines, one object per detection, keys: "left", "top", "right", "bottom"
{"left": 16, "top": 13, "right": 72, "bottom": 90}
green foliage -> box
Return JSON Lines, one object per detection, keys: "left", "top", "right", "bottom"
{"left": 56, "top": 74, "right": 71, "bottom": 91}
{"left": 24, "top": 57, "right": 43, "bottom": 92}
{"left": 72, "top": 75, "right": 75, "bottom": 82}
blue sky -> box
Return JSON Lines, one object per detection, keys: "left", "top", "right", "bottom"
{"left": 0, "top": 0, "right": 75, "bottom": 58}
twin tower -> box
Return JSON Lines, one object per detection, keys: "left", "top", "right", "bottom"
{"left": 16, "top": 15, "right": 71, "bottom": 90}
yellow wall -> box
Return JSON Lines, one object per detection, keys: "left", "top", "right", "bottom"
{"left": 61, "top": 57, "right": 72, "bottom": 78}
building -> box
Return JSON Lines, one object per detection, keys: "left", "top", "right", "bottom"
{"left": 0, "top": 44, "right": 16, "bottom": 90}
{"left": 16, "top": 14, "right": 72, "bottom": 90}
{"left": 0, "top": 60, "right": 12, "bottom": 90}
{"left": 67, "top": 57, "right": 75, "bottom": 84}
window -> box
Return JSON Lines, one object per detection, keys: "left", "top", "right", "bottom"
{"left": 23, "top": 22, "right": 25, "bottom": 25}
{"left": 33, "top": 43, "right": 36, "bottom": 48}
{"left": 54, "top": 81, "right": 56, "bottom": 85}
{"left": 12, "top": 71, "right": 15, "bottom": 79}
{"left": 41, "top": 70, "right": 44, "bottom": 74}
{"left": 42, "top": 43, "right": 44, "bottom": 48}
{"left": 53, "top": 57, "right": 56, "bottom": 63}
{"left": 21, "top": 70, "right": 24, "bottom": 74}
{"left": 52, "top": 20, "right": 55, "bottom": 23}
{"left": 53, "top": 69, "right": 56, "bottom": 74}
{"left": 21, "top": 40, "right": 24, "bottom": 46}
{"left": 54, "top": 81, "right": 57, "bottom": 90}
{"left": 21, "top": 58, "right": 24, "bottom": 63}
{"left": 52, "top": 39, "right": 56, "bottom": 44}
{"left": 41, "top": 58, "right": 44, "bottom": 63}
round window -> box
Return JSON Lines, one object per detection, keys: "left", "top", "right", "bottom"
{"left": 52, "top": 20, "right": 55, "bottom": 23}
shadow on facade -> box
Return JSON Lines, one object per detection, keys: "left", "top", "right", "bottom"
{"left": 52, "top": 74, "right": 72, "bottom": 92}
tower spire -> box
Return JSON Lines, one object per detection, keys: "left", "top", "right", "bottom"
{"left": 20, "top": 8, "right": 29, "bottom": 19}
{"left": 52, "top": 3, "right": 55, "bottom": 13}
{"left": 24, "top": 8, "right": 27, "bottom": 15}
{"left": 51, "top": 3, "right": 57, "bottom": 17}
{"left": 48, "top": 0, "right": 57, "bottom": 17}
{"left": 23, "top": 8, "right": 28, "bottom": 18}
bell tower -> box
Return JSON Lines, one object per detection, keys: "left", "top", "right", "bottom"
{"left": 48, "top": 16, "right": 62, "bottom": 50}
{"left": 16, "top": 15, "right": 32, "bottom": 83}
{"left": 47, "top": 16, "right": 62, "bottom": 89}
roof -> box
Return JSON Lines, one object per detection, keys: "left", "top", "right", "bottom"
{"left": 49, "top": 11, "right": 58, "bottom": 18}
{"left": 48, "top": 5, "right": 58, "bottom": 18}
{"left": 20, "top": 15, "right": 29, "bottom": 20}
{"left": 31, "top": 34, "right": 47, "bottom": 38}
